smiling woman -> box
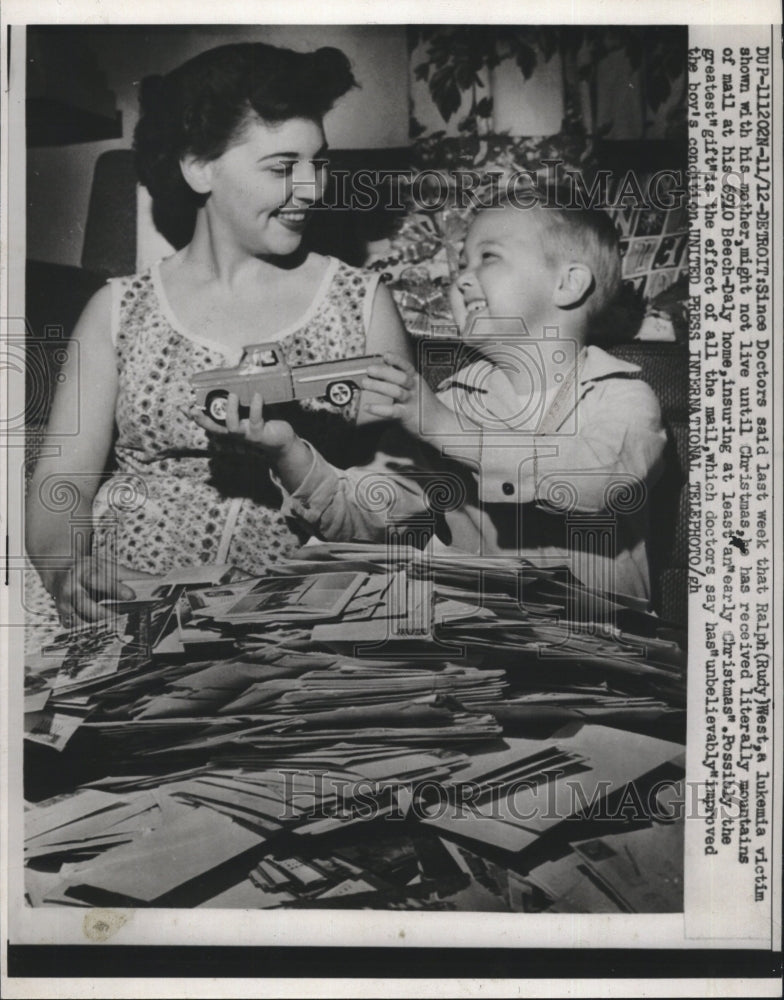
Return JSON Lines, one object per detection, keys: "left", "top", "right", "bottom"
{"left": 181, "top": 116, "right": 329, "bottom": 256}
{"left": 25, "top": 42, "right": 413, "bottom": 625}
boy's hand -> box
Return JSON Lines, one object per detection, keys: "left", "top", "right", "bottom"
{"left": 362, "top": 353, "right": 461, "bottom": 442}
{"left": 191, "top": 392, "right": 296, "bottom": 456}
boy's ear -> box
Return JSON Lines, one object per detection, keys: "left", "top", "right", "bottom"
{"left": 180, "top": 155, "right": 213, "bottom": 196}
{"left": 553, "top": 262, "right": 594, "bottom": 309}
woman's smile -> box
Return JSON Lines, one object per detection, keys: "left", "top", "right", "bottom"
{"left": 199, "top": 115, "right": 328, "bottom": 255}
{"left": 272, "top": 206, "right": 310, "bottom": 233}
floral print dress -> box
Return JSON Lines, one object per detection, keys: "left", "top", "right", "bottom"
{"left": 25, "top": 255, "right": 380, "bottom": 645}
{"left": 96, "top": 255, "right": 380, "bottom": 575}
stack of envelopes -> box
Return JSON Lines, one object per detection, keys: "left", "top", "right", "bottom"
{"left": 24, "top": 546, "right": 687, "bottom": 909}
{"left": 417, "top": 726, "right": 684, "bottom": 854}
{"left": 524, "top": 802, "right": 684, "bottom": 912}
{"left": 24, "top": 548, "right": 685, "bottom": 760}
{"left": 24, "top": 747, "right": 475, "bottom": 906}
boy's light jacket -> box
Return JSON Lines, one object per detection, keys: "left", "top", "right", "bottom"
{"left": 281, "top": 346, "right": 668, "bottom": 603}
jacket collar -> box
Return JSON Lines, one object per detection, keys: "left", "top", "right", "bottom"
{"left": 580, "top": 345, "right": 641, "bottom": 383}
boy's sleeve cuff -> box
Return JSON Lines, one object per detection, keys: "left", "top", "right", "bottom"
{"left": 476, "top": 433, "right": 538, "bottom": 504}
{"left": 271, "top": 440, "right": 342, "bottom": 524}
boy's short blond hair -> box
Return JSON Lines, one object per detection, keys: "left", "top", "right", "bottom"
{"left": 490, "top": 195, "right": 622, "bottom": 319}
{"left": 537, "top": 204, "right": 622, "bottom": 318}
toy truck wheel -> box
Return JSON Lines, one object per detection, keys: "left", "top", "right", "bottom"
{"left": 326, "top": 381, "right": 354, "bottom": 407}
{"left": 205, "top": 390, "right": 230, "bottom": 424}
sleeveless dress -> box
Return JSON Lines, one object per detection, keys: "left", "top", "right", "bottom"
{"left": 92, "top": 254, "right": 380, "bottom": 576}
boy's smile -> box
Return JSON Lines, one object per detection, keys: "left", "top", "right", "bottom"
{"left": 450, "top": 207, "right": 560, "bottom": 338}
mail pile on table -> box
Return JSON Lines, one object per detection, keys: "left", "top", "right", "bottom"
{"left": 23, "top": 545, "right": 687, "bottom": 910}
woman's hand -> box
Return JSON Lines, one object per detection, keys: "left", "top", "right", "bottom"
{"left": 362, "top": 353, "right": 461, "bottom": 442}
{"left": 191, "top": 392, "right": 297, "bottom": 455}
{"left": 45, "top": 556, "right": 138, "bottom": 627}
{"left": 190, "top": 392, "right": 318, "bottom": 494}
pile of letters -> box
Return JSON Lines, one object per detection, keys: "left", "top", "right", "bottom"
{"left": 23, "top": 543, "right": 687, "bottom": 911}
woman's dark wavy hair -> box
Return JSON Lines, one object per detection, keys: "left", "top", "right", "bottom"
{"left": 134, "top": 43, "right": 356, "bottom": 225}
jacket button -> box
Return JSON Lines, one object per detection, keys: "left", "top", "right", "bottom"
{"left": 502, "top": 482, "right": 515, "bottom": 496}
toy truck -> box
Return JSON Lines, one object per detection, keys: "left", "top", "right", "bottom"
{"left": 190, "top": 343, "right": 384, "bottom": 424}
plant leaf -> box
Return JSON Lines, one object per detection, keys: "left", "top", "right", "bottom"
{"left": 429, "top": 66, "right": 463, "bottom": 122}
{"left": 409, "top": 115, "right": 427, "bottom": 139}
{"left": 514, "top": 43, "right": 538, "bottom": 78}
{"left": 455, "top": 62, "right": 478, "bottom": 90}
{"left": 537, "top": 29, "right": 558, "bottom": 61}
{"left": 475, "top": 96, "right": 494, "bottom": 119}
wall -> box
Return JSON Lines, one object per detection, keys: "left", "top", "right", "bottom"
{"left": 26, "top": 24, "right": 410, "bottom": 267}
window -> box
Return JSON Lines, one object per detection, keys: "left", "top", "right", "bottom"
{"left": 240, "top": 348, "right": 280, "bottom": 371}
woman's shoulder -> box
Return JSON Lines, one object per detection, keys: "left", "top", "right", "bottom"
{"left": 105, "top": 264, "right": 160, "bottom": 310}
{"left": 318, "top": 253, "right": 380, "bottom": 287}
{"left": 320, "top": 255, "right": 381, "bottom": 315}
{"left": 109, "top": 260, "right": 170, "bottom": 312}
{"left": 75, "top": 282, "right": 114, "bottom": 331}
{"left": 105, "top": 261, "right": 168, "bottom": 346}
{"left": 109, "top": 260, "right": 160, "bottom": 288}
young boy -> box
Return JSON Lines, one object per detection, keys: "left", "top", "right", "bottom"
{"left": 214, "top": 201, "right": 668, "bottom": 603}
